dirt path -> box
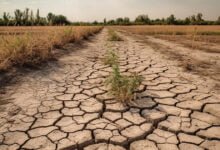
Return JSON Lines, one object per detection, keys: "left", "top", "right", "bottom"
{"left": 0, "top": 29, "right": 220, "bottom": 150}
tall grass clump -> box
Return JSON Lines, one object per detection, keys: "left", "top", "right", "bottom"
{"left": 108, "top": 30, "right": 123, "bottom": 41}
{"left": 104, "top": 50, "right": 143, "bottom": 103}
{"left": 0, "top": 33, "right": 52, "bottom": 69}
{"left": 51, "top": 27, "right": 75, "bottom": 48}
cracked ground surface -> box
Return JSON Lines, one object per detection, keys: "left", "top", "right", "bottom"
{"left": 0, "top": 29, "right": 220, "bottom": 150}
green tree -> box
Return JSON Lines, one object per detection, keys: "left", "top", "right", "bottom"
{"left": 107, "top": 20, "right": 115, "bottom": 25}
{"left": 23, "top": 8, "right": 30, "bottom": 25}
{"left": 93, "top": 20, "right": 98, "bottom": 25}
{"left": 3, "top": 12, "right": 10, "bottom": 25}
{"left": 14, "top": 9, "right": 23, "bottom": 25}
{"left": 53, "top": 15, "right": 69, "bottom": 25}
{"left": 36, "top": 9, "right": 40, "bottom": 25}
{"left": 123, "top": 17, "right": 130, "bottom": 25}
{"left": 116, "top": 18, "right": 124, "bottom": 25}
{"left": 47, "top": 12, "right": 55, "bottom": 25}
{"left": 196, "top": 13, "right": 204, "bottom": 24}
{"left": 0, "top": 8, "right": 74, "bottom": 26}
{"left": 184, "top": 17, "right": 191, "bottom": 25}
{"left": 30, "top": 10, "right": 34, "bottom": 25}
{"left": 190, "top": 15, "right": 197, "bottom": 25}
{"left": 135, "top": 15, "right": 150, "bottom": 24}
{"left": 104, "top": 18, "right": 106, "bottom": 25}
{"left": 38, "top": 17, "right": 47, "bottom": 25}
{"left": 166, "top": 14, "right": 176, "bottom": 25}
{"left": 215, "top": 16, "right": 220, "bottom": 25}
{"left": 0, "top": 18, "right": 4, "bottom": 25}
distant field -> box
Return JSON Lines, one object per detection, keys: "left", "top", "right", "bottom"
{"left": 115, "top": 25, "right": 220, "bottom": 35}
{"left": 114, "top": 25, "right": 220, "bottom": 51}
{"left": 110, "top": 25, "right": 220, "bottom": 88}
{"left": 0, "top": 26, "right": 102, "bottom": 71}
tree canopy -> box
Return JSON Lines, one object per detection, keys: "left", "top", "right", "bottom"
{"left": 0, "top": 9, "right": 219, "bottom": 26}
{"left": 0, "top": 8, "right": 70, "bottom": 26}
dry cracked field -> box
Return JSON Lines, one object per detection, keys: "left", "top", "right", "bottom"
{"left": 0, "top": 29, "right": 220, "bottom": 150}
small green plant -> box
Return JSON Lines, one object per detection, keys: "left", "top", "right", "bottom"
{"left": 108, "top": 30, "right": 123, "bottom": 41}
{"left": 105, "top": 65, "right": 143, "bottom": 103}
{"left": 103, "top": 50, "right": 119, "bottom": 66}
{"left": 104, "top": 51, "right": 143, "bottom": 103}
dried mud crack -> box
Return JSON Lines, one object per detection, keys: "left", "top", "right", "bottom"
{"left": 0, "top": 29, "right": 220, "bottom": 150}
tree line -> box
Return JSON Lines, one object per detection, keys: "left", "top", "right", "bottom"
{"left": 104, "top": 14, "right": 220, "bottom": 25}
{"left": 0, "top": 8, "right": 70, "bottom": 26}
{"left": 0, "top": 8, "right": 220, "bottom": 26}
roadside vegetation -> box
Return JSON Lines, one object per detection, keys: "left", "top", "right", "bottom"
{"left": 104, "top": 50, "right": 143, "bottom": 103}
{"left": 108, "top": 30, "right": 123, "bottom": 41}
{"left": 0, "top": 26, "right": 102, "bottom": 71}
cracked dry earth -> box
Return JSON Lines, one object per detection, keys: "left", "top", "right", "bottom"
{"left": 0, "top": 29, "right": 220, "bottom": 150}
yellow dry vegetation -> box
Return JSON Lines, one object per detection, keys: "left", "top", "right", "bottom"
{"left": 0, "top": 26, "right": 102, "bottom": 70}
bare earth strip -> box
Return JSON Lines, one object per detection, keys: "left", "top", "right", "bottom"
{"left": 121, "top": 31, "right": 220, "bottom": 93}
{"left": 0, "top": 29, "right": 220, "bottom": 150}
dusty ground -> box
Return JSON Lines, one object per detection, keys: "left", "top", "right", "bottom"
{"left": 0, "top": 29, "right": 220, "bottom": 150}
{"left": 154, "top": 35, "right": 220, "bottom": 53}
{"left": 121, "top": 31, "right": 220, "bottom": 93}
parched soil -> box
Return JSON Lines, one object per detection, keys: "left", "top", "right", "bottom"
{"left": 122, "top": 32, "right": 220, "bottom": 93}
{"left": 0, "top": 29, "right": 220, "bottom": 150}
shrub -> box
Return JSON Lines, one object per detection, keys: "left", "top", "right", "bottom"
{"left": 104, "top": 51, "right": 143, "bottom": 103}
{"left": 105, "top": 65, "right": 143, "bottom": 103}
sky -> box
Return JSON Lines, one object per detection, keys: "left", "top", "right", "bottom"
{"left": 0, "top": 0, "right": 219, "bottom": 22}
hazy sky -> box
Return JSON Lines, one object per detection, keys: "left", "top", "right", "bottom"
{"left": 0, "top": 0, "right": 219, "bottom": 22}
